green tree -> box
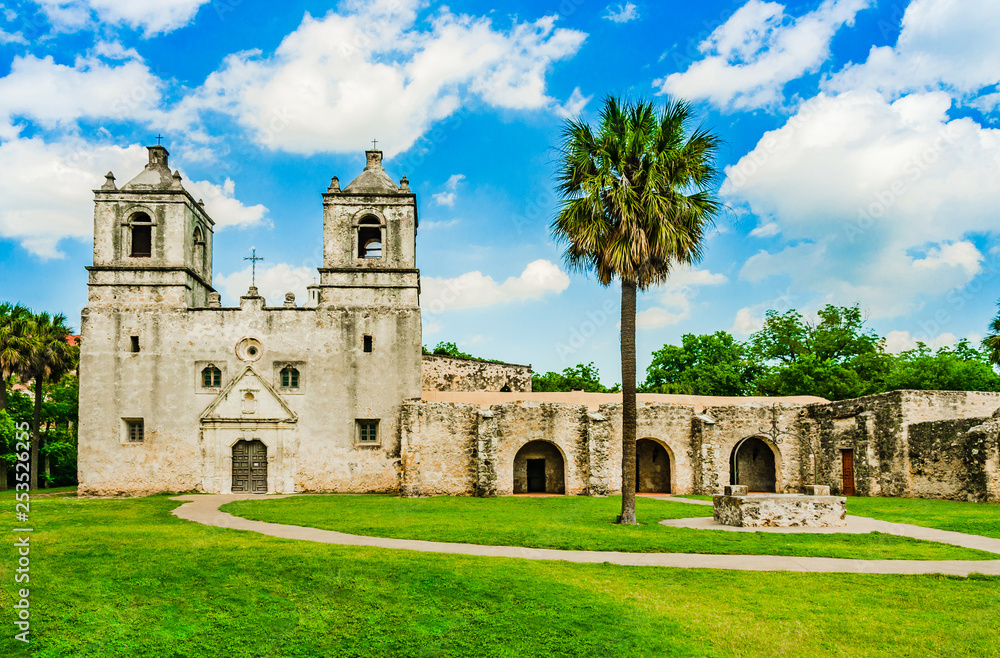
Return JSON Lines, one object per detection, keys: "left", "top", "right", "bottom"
{"left": 884, "top": 340, "right": 1000, "bottom": 392}
{"left": 532, "top": 363, "right": 618, "bottom": 392}
{"left": 553, "top": 96, "right": 721, "bottom": 524}
{"left": 0, "top": 302, "right": 33, "bottom": 490}
{"left": 430, "top": 341, "right": 475, "bottom": 360}
{"left": 25, "top": 312, "right": 77, "bottom": 490}
{"left": 983, "top": 306, "right": 1000, "bottom": 365}
{"left": 642, "top": 331, "right": 754, "bottom": 395}
{"left": 747, "top": 304, "right": 891, "bottom": 400}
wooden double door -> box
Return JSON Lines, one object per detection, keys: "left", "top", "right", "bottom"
{"left": 232, "top": 440, "right": 268, "bottom": 493}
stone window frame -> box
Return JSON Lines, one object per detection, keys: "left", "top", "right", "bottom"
{"left": 355, "top": 419, "right": 380, "bottom": 447}
{"left": 122, "top": 418, "right": 145, "bottom": 444}
{"left": 122, "top": 207, "right": 157, "bottom": 260}
{"left": 273, "top": 361, "right": 306, "bottom": 395}
{"left": 195, "top": 360, "right": 228, "bottom": 393}
{"left": 193, "top": 224, "right": 207, "bottom": 275}
{"left": 351, "top": 208, "right": 387, "bottom": 262}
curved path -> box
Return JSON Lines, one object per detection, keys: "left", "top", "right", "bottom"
{"left": 170, "top": 494, "right": 1000, "bottom": 576}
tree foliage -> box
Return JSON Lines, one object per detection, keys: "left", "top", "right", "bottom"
{"left": 641, "top": 304, "right": 1000, "bottom": 400}
{"left": 532, "top": 363, "right": 620, "bottom": 393}
{"left": 641, "top": 331, "right": 754, "bottom": 395}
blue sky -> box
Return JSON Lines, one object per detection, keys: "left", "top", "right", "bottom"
{"left": 2, "top": 0, "right": 1000, "bottom": 385}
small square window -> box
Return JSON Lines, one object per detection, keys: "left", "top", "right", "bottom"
{"left": 363, "top": 335, "right": 373, "bottom": 353}
{"left": 125, "top": 419, "right": 144, "bottom": 443}
{"left": 357, "top": 420, "right": 379, "bottom": 445}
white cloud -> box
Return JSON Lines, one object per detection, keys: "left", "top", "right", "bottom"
{"left": 731, "top": 306, "right": 764, "bottom": 336}
{"left": 421, "top": 259, "right": 570, "bottom": 311}
{"left": 825, "top": 0, "right": 1000, "bottom": 100}
{"left": 554, "top": 86, "right": 592, "bottom": 119}
{"left": 0, "top": 52, "right": 163, "bottom": 139}
{"left": 214, "top": 263, "right": 315, "bottom": 306}
{"left": 749, "top": 221, "right": 780, "bottom": 238}
{"left": 657, "top": 0, "right": 872, "bottom": 111}
{"left": 432, "top": 173, "right": 465, "bottom": 207}
{"left": 183, "top": 177, "right": 268, "bottom": 230}
{"left": 636, "top": 265, "right": 728, "bottom": 329}
{"left": 0, "top": 136, "right": 267, "bottom": 259}
{"left": 189, "top": 4, "right": 586, "bottom": 156}
{"left": 724, "top": 90, "right": 1000, "bottom": 317}
{"left": 604, "top": 3, "right": 639, "bottom": 24}
{"left": 884, "top": 329, "right": 961, "bottom": 354}
{"left": 36, "top": 0, "right": 212, "bottom": 36}
{"left": 420, "top": 218, "right": 461, "bottom": 231}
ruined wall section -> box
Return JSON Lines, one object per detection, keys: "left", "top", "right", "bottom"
{"left": 599, "top": 403, "right": 697, "bottom": 495}
{"left": 421, "top": 354, "right": 532, "bottom": 392}
{"left": 493, "top": 402, "right": 589, "bottom": 495}
{"left": 399, "top": 401, "right": 478, "bottom": 496}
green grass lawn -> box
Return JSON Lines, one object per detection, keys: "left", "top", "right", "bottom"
{"left": 0, "top": 493, "right": 998, "bottom": 657}
{"left": 222, "top": 494, "right": 995, "bottom": 560}
{"left": 848, "top": 496, "right": 1000, "bottom": 539}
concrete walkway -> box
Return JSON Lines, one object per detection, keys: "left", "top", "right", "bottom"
{"left": 170, "top": 494, "right": 1000, "bottom": 576}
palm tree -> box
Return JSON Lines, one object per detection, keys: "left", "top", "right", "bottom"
{"left": 552, "top": 96, "right": 722, "bottom": 524}
{"left": 25, "top": 312, "right": 76, "bottom": 490}
{"left": 0, "top": 303, "right": 33, "bottom": 491}
{"left": 984, "top": 306, "right": 1000, "bottom": 366}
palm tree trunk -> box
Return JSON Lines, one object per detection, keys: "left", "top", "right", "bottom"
{"left": 30, "top": 375, "right": 42, "bottom": 491}
{"left": 618, "top": 278, "right": 637, "bottom": 525}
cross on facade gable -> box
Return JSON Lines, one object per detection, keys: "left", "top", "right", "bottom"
{"left": 244, "top": 247, "right": 264, "bottom": 287}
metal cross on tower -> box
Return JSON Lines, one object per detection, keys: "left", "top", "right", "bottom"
{"left": 244, "top": 247, "right": 264, "bottom": 287}
{"left": 156, "top": 134, "right": 164, "bottom": 145}
{"left": 371, "top": 138, "right": 378, "bottom": 150}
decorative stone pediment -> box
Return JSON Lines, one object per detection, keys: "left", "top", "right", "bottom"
{"left": 200, "top": 365, "right": 297, "bottom": 422}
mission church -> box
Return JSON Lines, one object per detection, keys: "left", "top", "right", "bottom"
{"left": 78, "top": 146, "right": 1000, "bottom": 503}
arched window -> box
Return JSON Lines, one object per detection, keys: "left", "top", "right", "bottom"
{"left": 357, "top": 217, "right": 382, "bottom": 259}
{"left": 202, "top": 365, "right": 221, "bottom": 388}
{"left": 280, "top": 366, "right": 299, "bottom": 389}
{"left": 130, "top": 212, "right": 152, "bottom": 258}
{"left": 193, "top": 226, "right": 206, "bottom": 274}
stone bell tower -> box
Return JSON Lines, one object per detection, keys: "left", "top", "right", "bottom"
{"left": 317, "top": 149, "right": 418, "bottom": 308}
{"left": 88, "top": 145, "right": 216, "bottom": 308}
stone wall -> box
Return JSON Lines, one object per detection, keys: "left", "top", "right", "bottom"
{"left": 421, "top": 354, "right": 532, "bottom": 392}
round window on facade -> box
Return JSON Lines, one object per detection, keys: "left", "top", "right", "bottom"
{"left": 236, "top": 337, "right": 264, "bottom": 362}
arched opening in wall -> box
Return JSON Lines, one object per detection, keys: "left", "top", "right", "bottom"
{"left": 730, "top": 437, "right": 777, "bottom": 493}
{"left": 130, "top": 212, "right": 152, "bottom": 257}
{"left": 232, "top": 439, "right": 267, "bottom": 493}
{"left": 513, "top": 440, "right": 565, "bottom": 494}
{"left": 500, "top": 384, "right": 512, "bottom": 392}
{"left": 357, "top": 217, "right": 382, "bottom": 259}
{"left": 636, "top": 438, "right": 671, "bottom": 493}
{"left": 193, "top": 226, "right": 206, "bottom": 274}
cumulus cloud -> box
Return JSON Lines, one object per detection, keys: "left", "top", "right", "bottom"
{"left": 432, "top": 174, "right": 465, "bottom": 207}
{"left": 214, "top": 263, "right": 315, "bottom": 306}
{"left": 36, "top": 0, "right": 212, "bottom": 36}
{"left": 554, "top": 86, "right": 592, "bottom": 119}
{"left": 421, "top": 259, "right": 570, "bottom": 311}
{"left": 0, "top": 136, "right": 267, "bottom": 259}
{"left": 825, "top": 0, "right": 1000, "bottom": 100}
{"left": 189, "top": 3, "right": 586, "bottom": 155}
{"left": 636, "top": 265, "right": 728, "bottom": 329}
{"left": 0, "top": 52, "right": 163, "bottom": 139}
{"left": 883, "top": 329, "right": 964, "bottom": 354}
{"left": 657, "top": 0, "right": 872, "bottom": 110}
{"left": 604, "top": 3, "right": 639, "bottom": 24}
{"left": 723, "top": 90, "right": 1000, "bottom": 317}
